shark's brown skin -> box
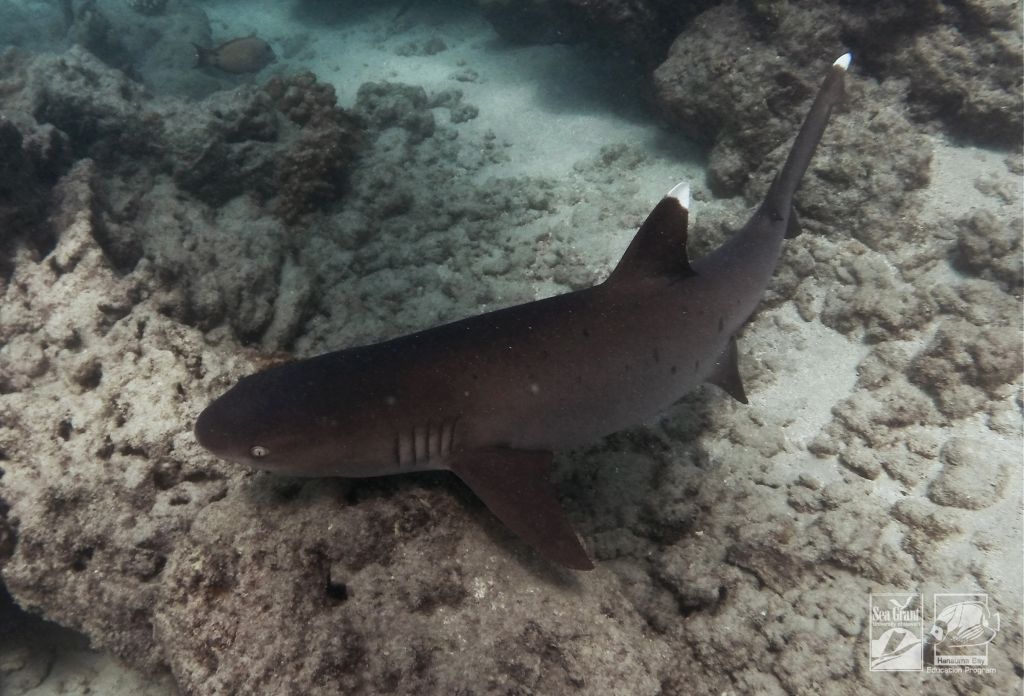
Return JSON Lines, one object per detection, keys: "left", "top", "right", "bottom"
{"left": 196, "top": 55, "right": 850, "bottom": 570}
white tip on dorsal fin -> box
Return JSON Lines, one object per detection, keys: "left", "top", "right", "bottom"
{"left": 666, "top": 181, "right": 690, "bottom": 210}
{"left": 833, "top": 53, "right": 852, "bottom": 71}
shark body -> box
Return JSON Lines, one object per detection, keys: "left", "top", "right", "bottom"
{"left": 195, "top": 54, "right": 850, "bottom": 570}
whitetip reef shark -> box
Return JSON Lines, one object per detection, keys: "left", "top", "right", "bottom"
{"left": 196, "top": 54, "right": 851, "bottom": 570}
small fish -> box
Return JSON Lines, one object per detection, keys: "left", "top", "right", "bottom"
{"left": 192, "top": 36, "right": 276, "bottom": 74}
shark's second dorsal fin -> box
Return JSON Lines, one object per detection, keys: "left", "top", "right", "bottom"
{"left": 608, "top": 182, "right": 694, "bottom": 285}
{"left": 448, "top": 447, "right": 594, "bottom": 570}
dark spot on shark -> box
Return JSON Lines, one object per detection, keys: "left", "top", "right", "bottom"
{"left": 694, "top": 359, "right": 700, "bottom": 373}
{"left": 582, "top": 328, "right": 590, "bottom": 338}
{"left": 718, "top": 316, "right": 724, "bottom": 334}
{"left": 652, "top": 348, "right": 660, "bottom": 364}
{"left": 670, "top": 365, "right": 678, "bottom": 375}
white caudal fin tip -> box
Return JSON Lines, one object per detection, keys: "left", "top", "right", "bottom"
{"left": 666, "top": 181, "right": 690, "bottom": 210}
{"left": 834, "top": 53, "right": 852, "bottom": 71}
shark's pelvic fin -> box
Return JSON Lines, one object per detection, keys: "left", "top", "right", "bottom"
{"left": 706, "top": 337, "right": 748, "bottom": 404}
{"left": 785, "top": 206, "right": 802, "bottom": 239}
{"left": 448, "top": 448, "right": 594, "bottom": 570}
{"left": 607, "top": 181, "right": 694, "bottom": 285}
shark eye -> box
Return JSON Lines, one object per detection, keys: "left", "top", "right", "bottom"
{"left": 250, "top": 445, "right": 269, "bottom": 458}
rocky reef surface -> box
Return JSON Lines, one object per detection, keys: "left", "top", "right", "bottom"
{"left": 1, "top": 1, "right": 1021, "bottom": 695}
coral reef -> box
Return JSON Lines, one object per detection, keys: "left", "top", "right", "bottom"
{"left": 475, "top": 0, "right": 717, "bottom": 65}
{"left": 842, "top": 0, "right": 1023, "bottom": 146}
{"left": 1, "top": 1, "right": 1022, "bottom": 693}
{"left": 955, "top": 209, "right": 1023, "bottom": 291}
{"left": 487, "top": 0, "right": 1022, "bottom": 148}
{"left": 0, "top": 47, "right": 362, "bottom": 342}
{"left": 263, "top": 72, "right": 365, "bottom": 223}
{"left": 64, "top": 0, "right": 215, "bottom": 96}
{"left": 126, "top": 0, "right": 169, "bottom": 17}
{"left": 652, "top": 0, "right": 932, "bottom": 222}
{"left": 0, "top": 56, "right": 678, "bottom": 692}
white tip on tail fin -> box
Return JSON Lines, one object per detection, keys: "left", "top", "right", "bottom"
{"left": 666, "top": 181, "right": 690, "bottom": 210}
{"left": 833, "top": 53, "right": 852, "bottom": 71}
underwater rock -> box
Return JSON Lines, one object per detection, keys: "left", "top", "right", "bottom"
{"left": 653, "top": 0, "right": 932, "bottom": 243}
{"left": 153, "top": 478, "right": 670, "bottom": 695}
{"left": 0, "top": 158, "right": 202, "bottom": 672}
{"left": 5, "top": 47, "right": 162, "bottom": 167}
{"left": 127, "top": 0, "right": 169, "bottom": 16}
{"left": 653, "top": 2, "right": 842, "bottom": 193}
{"left": 0, "top": 48, "right": 362, "bottom": 341}
{"left": 476, "top": 0, "right": 716, "bottom": 65}
{"left": 928, "top": 437, "right": 1014, "bottom": 510}
{"left": 354, "top": 81, "right": 436, "bottom": 142}
{"left": 819, "top": 252, "right": 937, "bottom": 341}
{"left": 262, "top": 72, "right": 364, "bottom": 224}
{"left": 394, "top": 36, "right": 448, "bottom": 57}
{"left": 955, "top": 209, "right": 1024, "bottom": 292}
{"left": 0, "top": 12, "right": 1020, "bottom": 696}
{"left": 842, "top": 0, "right": 1023, "bottom": 147}
{"left": 0, "top": 0, "right": 65, "bottom": 52}
{"left": 0, "top": 105, "right": 71, "bottom": 261}
{"left": 908, "top": 319, "right": 1023, "bottom": 418}
{"left": 654, "top": 0, "right": 1022, "bottom": 152}
{"left": 65, "top": 0, "right": 214, "bottom": 97}
{"left": 0, "top": 48, "right": 690, "bottom": 696}
{"left": 0, "top": 613, "right": 54, "bottom": 694}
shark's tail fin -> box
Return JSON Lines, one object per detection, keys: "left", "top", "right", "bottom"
{"left": 761, "top": 53, "right": 851, "bottom": 221}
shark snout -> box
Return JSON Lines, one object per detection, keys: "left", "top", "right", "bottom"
{"left": 194, "top": 398, "right": 236, "bottom": 458}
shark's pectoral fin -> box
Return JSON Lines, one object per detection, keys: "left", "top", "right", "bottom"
{"left": 448, "top": 447, "right": 594, "bottom": 570}
{"left": 707, "top": 336, "right": 749, "bottom": 404}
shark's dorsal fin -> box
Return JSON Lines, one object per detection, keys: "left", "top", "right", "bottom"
{"left": 608, "top": 182, "right": 694, "bottom": 285}
{"left": 707, "top": 336, "right": 748, "bottom": 404}
{"left": 448, "top": 448, "right": 594, "bottom": 570}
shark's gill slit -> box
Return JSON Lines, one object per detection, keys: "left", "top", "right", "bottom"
{"left": 397, "top": 430, "right": 413, "bottom": 468}
{"left": 441, "top": 419, "right": 455, "bottom": 457}
{"left": 414, "top": 426, "right": 427, "bottom": 463}
{"left": 427, "top": 423, "right": 440, "bottom": 460}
